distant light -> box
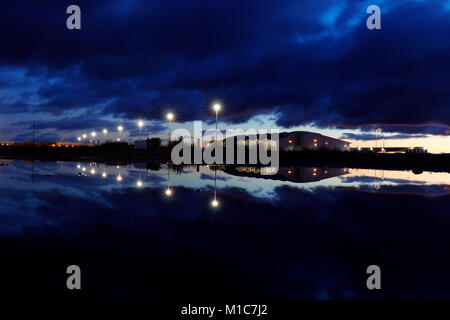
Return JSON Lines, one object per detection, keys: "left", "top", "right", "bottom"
{"left": 136, "top": 180, "right": 143, "bottom": 188}
{"left": 138, "top": 120, "right": 144, "bottom": 128}
{"left": 211, "top": 199, "right": 219, "bottom": 207}
{"left": 82, "top": 167, "right": 86, "bottom": 172}
{"left": 117, "top": 138, "right": 121, "bottom": 142}
{"left": 77, "top": 137, "right": 81, "bottom": 142}
{"left": 91, "top": 131, "right": 96, "bottom": 137}
{"left": 167, "top": 113, "right": 174, "bottom": 121}
{"left": 77, "top": 164, "right": 81, "bottom": 169}
{"left": 90, "top": 168, "right": 96, "bottom": 175}
{"left": 165, "top": 188, "right": 172, "bottom": 196}
{"left": 116, "top": 175, "right": 122, "bottom": 182}
{"left": 288, "top": 170, "right": 292, "bottom": 174}
{"left": 82, "top": 134, "right": 87, "bottom": 139}
{"left": 102, "top": 129, "right": 108, "bottom": 134}
{"left": 102, "top": 172, "right": 107, "bottom": 178}
{"left": 118, "top": 125, "right": 123, "bottom": 132}
{"left": 288, "top": 140, "right": 293, "bottom": 144}
{"left": 213, "top": 103, "right": 221, "bottom": 112}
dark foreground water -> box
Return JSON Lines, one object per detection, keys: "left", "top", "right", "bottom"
{"left": 0, "top": 160, "right": 450, "bottom": 300}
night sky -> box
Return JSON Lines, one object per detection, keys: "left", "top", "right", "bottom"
{"left": 0, "top": 0, "right": 449, "bottom": 152}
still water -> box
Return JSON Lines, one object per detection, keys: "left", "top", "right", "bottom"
{"left": 1, "top": 160, "right": 450, "bottom": 299}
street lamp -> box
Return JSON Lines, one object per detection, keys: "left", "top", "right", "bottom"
{"left": 102, "top": 129, "right": 108, "bottom": 142}
{"left": 137, "top": 120, "right": 144, "bottom": 136}
{"left": 375, "top": 128, "right": 381, "bottom": 151}
{"left": 77, "top": 136, "right": 81, "bottom": 142}
{"left": 118, "top": 125, "right": 123, "bottom": 142}
{"left": 91, "top": 131, "right": 97, "bottom": 145}
{"left": 212, "top": 103, "right": 221, "bottom": 145}
{"left": 82, "top": 134, "right": 87, "bottom": 145}
{"left": 166, "top": 113, "right": 174, "bottom": 144}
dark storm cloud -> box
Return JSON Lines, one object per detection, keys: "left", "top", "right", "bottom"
{"left": 0, "top": 0, "right": 449, "bottom": 135}
{"left": 12, "top": 114, "right": 117, "bottom": 131}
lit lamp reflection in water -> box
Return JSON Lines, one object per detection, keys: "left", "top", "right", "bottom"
{"left": 116, "top": 165, "right": 122, "bottom": 182}
{"left": 211, "top": 167, "right": 219, "bottom": 208}
{"left": 136, "top": 169, "right": 143, "bottom": 188}
{"left": 165, "top": 164, "right": 173, "bottom": 197}
{"left": 373, "top": 169, "right": 385, "bottom": 191}
{"left": 102, "top": 164, "right": 107, "bottom": 178}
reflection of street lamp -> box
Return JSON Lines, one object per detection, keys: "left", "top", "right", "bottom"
{"left": 210, "top": 167, "right": 219, "bottom": 208}
{"left": 166, "top": 113, "right": 174, "bottom": 144}
{"left": 165, "top": 163, "right": 173, "bottom": 197}
{"left": 374, "top": 170, "right": 380, "bottom": 190}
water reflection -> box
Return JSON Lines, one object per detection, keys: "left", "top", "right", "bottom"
{"left": 1, "top": 161, "right": 449, "bottom": 199}
{"left": 0, "top": 160, "right": 450, "bottom": 299}
{"left": 211, "top": 166, "right": 219, "bottom": 208}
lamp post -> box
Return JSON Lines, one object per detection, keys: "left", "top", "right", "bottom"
{"left": 102, "top": 129, "right": 108, "bottom": 143}
{"left": 375, "top": 128, "right": 381, "bottom": 151}
{"left": 91, "top": 131, "right": 96, "bottom": 145}
{"left": 213, "top": 104, "right": 221, "bottom": 144}
{"left": 137, "top": 120, "right": 144, "bottom": 136}
{"left": 166, "top": 113, "right": 174, "bottom": 145}
{"left": 82, "top": 134, "right": 87, "bottom": 145}
{"left": 117, "top": 125, "right": 123, "bottom": 142}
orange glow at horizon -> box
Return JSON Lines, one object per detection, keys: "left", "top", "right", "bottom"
{"left": 347, "top": 135, "right": 450, "bottom": 154}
